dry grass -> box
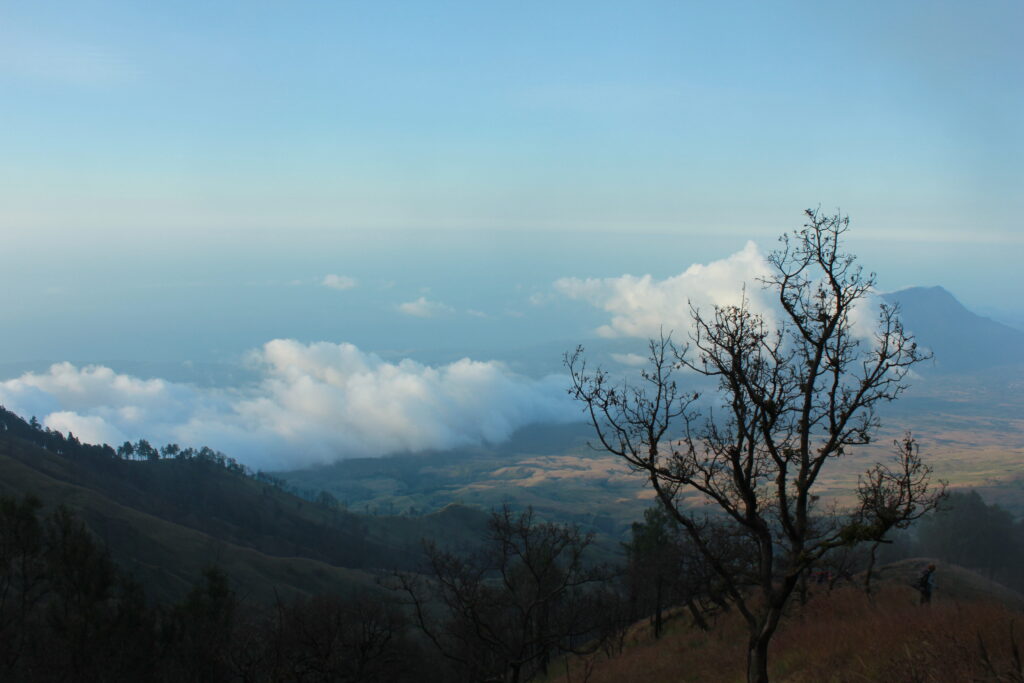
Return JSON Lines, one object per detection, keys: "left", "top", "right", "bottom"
{"left": 550, "top": 580, "right": 1024, "bottom": 683}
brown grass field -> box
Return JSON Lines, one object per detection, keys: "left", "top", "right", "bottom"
{"left": 548, "top": 565, "right": 1024, "bottom": 682}
{"left": 413, "top": 409, "right": 1024, "bottom": 529}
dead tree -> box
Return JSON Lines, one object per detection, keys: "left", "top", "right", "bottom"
{"left": 567, "top": 209, "right": 936, "bottom": 683}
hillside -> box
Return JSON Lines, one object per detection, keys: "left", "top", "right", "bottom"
{"left": 0, "top": 406, "right": 489, "bottom": 602}
{"left": 547, "top": 561, "right": 1024, "bottom": 683}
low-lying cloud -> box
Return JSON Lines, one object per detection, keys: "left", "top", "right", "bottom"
{"left": 0, "top": 341, "right": 578, "bottom": 470}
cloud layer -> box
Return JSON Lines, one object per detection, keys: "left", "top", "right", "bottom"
{"left": 0, "top": 341, "right": 577, "bottom": 470}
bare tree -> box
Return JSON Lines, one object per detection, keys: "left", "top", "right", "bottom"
{"left": 394, "top": 506, "right": 611, "bottom": 683}
{"left": 566, "top": 209, "right": 937, "bottom": 683}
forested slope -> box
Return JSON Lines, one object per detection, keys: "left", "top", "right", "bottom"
{"left": 0, "top": 406, "right": 488, "bottom": 602}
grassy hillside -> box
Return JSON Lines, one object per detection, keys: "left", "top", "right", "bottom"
{"left": 548, "top": 561, "right": 1024, "bottom": 682}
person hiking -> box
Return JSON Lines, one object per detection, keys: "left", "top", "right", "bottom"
{"left": 916, "top": 563, "right": 937, "bottom": 605}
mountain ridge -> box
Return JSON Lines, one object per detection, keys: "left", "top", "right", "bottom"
{"left": 0, "top": 406, "right": 490, "bottom": 603}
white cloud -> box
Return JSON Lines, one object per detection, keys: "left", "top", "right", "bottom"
{"left": 322, "top": 274, "right": 357, "bottom": 290}
{"left": 397, "top": 296, "right": 455, "bottom": 318}
{"left": 44, "top": 411, "right": 127, "bottom": 446}
{"left": 610, "top": 353, "right": 649, "bottom": 367}
{"left": 555, "top": 241, "right": 774, "bottom": 339}
{"left": 0, "top": 342, "right": 578, "bottom": 469}
{"left": 556, "top": 241, "right": 884, "bottom": 346}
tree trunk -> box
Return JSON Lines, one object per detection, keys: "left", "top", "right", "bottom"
{"left": 654, "top": 578, "right": 663, "bottom": 639}
{"left": 863, "top": 541, "right": 879, "bottom": 597}
{"left": 686, "top": 599, "right": 708, "bottom": 631}
{"left": 747, "top": 636, "right": 770, "bottom": 683}
{"left": 746, "top": 603, "right": 785, "bottom": 683}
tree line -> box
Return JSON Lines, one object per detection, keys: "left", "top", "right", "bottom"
{"left": 5, "top": 405, "right": 358, "bottom": 512}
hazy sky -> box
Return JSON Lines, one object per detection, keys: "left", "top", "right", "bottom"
{"left": 1, "top": 2, "right": 1021, "bottom": 465}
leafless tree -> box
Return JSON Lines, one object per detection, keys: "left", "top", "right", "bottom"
{"left": 393, "top": 506, "right": 611, "bottom": 683}
{"left": 566, "top": 209, "right": 937, "bottom": 683}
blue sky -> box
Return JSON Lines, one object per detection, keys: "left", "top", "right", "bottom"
{"left": 2, "top": 1, "right": 1020, "bottom": 240}
{"left": 0, "top": 2, "right": 1022, "bottom": 464}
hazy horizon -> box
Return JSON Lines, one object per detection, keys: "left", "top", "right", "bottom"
{"left": 4, "top": 228, "right": 1022, "bottom": 366}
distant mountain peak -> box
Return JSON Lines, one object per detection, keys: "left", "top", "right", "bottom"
{"left": 885, "top": 284, "right": 961, "bottom": 305}
{"left": 882, "top": 286, "right": 1024, "bottom": 373}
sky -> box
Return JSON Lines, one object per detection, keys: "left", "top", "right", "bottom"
{"left": 0, "top": 1, "right": 1021, "bottom": 467}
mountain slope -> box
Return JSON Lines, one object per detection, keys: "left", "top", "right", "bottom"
{"left": 0, "top": 439, "right": 378, "bottom": 602}
{"left": 884, "top": 286, "right": 1024, "bottom": 373}
{"left": 0, "top": 407, "right": 490, "bottom": 602}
